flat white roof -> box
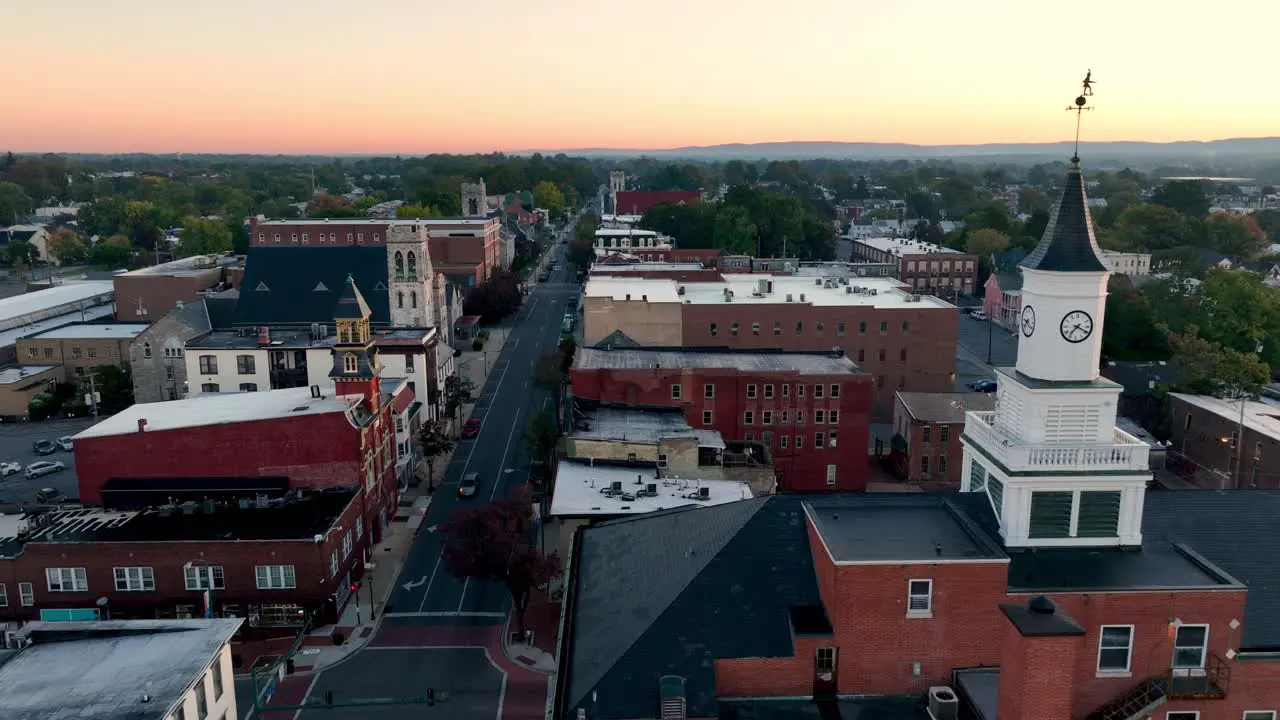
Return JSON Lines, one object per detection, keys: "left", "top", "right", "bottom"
{"left": 0, "top": 304, "right": 115, "bottom": 349}
{"left": 600, "top": 214, "right": 642, "bottom": 223}
{"left": 549, "top": 461, "right": 752, "bottom": 517}
{"left": 0, "top": 282, "right": 115, "bottom": 325}
{"left": 0, "top": 365, "right": 57, "bottom": 384}
{"left": 122, "top": 254, "right": 239, "bottom": 277}
{"left": 26, "top": 323, "right": 148, "bottom": 341}
{"left": 664, "top": 273, "right": 953, "bottom": 309}
{"left": 1171, "top": 393, "right": 1280, "bottom": 442}
{"left": 854, "top": 235, "right": 962, "bottom": 256}
{"left": 585, "top": 277, "right": 683, "bottom": 303}
{"left": 590, "top": 262, "right": 706, "bottom": 273}
{"left": 75, "top": 386, "right": 358, "bottom": 440}
{"left": 595, "top": 228, "right": 659, "bottom": 237}
{"left": 255, "top": 217, "right": 492, "bottom": 227}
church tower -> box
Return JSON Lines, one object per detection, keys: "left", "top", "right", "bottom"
{"left": 330, "top": 275, "right": 381, "bottom": 412}
{"left": 960, "top": 156, "right": 1152, "bottom": 548}
{"left": 386, "top": 222, "right": 436, "bottom": 328}
{"left": 461, "top": 179, "right": 487, "bottom": 218}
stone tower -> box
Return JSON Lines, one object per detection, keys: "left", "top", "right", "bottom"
{"left": 386, "top": 222, "right": 436, "bottom": 328}
{"left": 461, "top": 179, "right": 487, "bottom": 218}
{"left": 608, "top": 171, "right": 626, "bottom": 215}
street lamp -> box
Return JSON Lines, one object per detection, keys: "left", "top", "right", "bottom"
{"left": 184, "top": 559, "right": 218, "bottom": 618}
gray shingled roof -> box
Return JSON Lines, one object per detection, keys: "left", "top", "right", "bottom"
{"left": 334, "top": 274, "right": 373, "bottom": 320}
{"left": 1020, "top": 159, "right": 1108, "bottom": 273}
{"left": 234, "top": 246, "right": 390, "bottom": 326}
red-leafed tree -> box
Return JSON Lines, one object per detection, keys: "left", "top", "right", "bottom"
{"left": 439, "top": 485, "right": 561, "bottom": 634}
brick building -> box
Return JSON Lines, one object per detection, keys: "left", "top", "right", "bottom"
{"left": 1167, "top": 393, "right": 1280, "bottom": 489}
{"left": 850, "top": 236, "right": 979, "bottom": 298}
{"left": 128, "top": 298, "right": 215, "bottom": 403}
{"left": 571, "top": 347, "right": 873, "bottom": 491}
{"left": 582, "top": 274, "right": 958, "bottom": 419}
{"left": 613, "top": 190, "right": 701, "bottom": 215}
{"left": 15, "top": 322, "right": 148, "bottom": 383}
{"left": 112, "top": 253, "right": 242, "bottom": 322}
{"left": 891, "top": 391, "right": 996, "bottom": 486}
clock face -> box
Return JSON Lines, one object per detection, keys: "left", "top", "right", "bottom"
{"left": 1020, "top": 306, "right": 1036, "bottom": 337}
{"left": 1060, "top": 310, "right": 1094, "bottom": 343}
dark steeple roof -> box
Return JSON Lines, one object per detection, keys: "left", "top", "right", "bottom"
{"left": 334, "top": 274, "right": 372, "bottom": 321}
{"left": 1020, "top": 158, "right": 1109, "bottom": 273}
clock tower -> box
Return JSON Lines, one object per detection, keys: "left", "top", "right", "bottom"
{"left": 959, "top": 155, "right": 1152, "bottom": 549}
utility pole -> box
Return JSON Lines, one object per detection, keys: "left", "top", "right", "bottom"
{"left": 1233, "top": 394, "right": 1247, "bottom": 489}
{"left": 87, "top": 372, "right": 100, "bottom": 417}
{"left": 986, "top": 317, "right": 994, "bottom": 365}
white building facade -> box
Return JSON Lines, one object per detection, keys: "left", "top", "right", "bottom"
{"left": 960, "top": 158, "right": 1152, "bottom": 549}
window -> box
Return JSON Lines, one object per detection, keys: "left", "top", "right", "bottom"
{"left": 301, "top": 233, "right": 310, "bottom": 243}
{"left": 343, "top": 531, "right": 353, "bottom": 557}
{"left": 815, "top": 410, "right": 825, "bottom": 423}
{"left": 71, "top": 347, "right": 82, "bottom": 359}
{"left": 938, "top": 455, "right": 947, "bottom": 473}
{"left": 236, "top": 355, "right": 256, "bottom": 374}
{"left": 1172, "top": 625, "right": 1208, "bottom": 668}
{"left": 344, "top": 353, "right": 358, "bottom": 373}
{"left": 730, "top": 322, "right": 739, "bottom": 336}
{"left": 1242, "top": 713, "right": 1277, "bottom": 720}
{"left": 212, "top": 659, "right": 224, "bottom": 700}
{"left": 902, "top": 320, "right": 910, "bottom": 334}
{"left": 0, "top": 584, "right": 6, "bottom": 607}
{"left": 900, "top": 348, "right": 908, "bottom": 362}
{"left": 752, "top": 322, "right": 760, "bottom": 336}
{"left": 816, "top": 321, "right": 824, "bottom": 335}
{"left": 837, "top": 321, "right": 846, "bottom": 336}
{"left": 829, "top": 410, "right": 839, "bottom": 424}
{"left": 829, "top": 430, "right": 838, "bottom": 447}
{"left": 764, "top": 385, "right": 774, "bottom": 399}
{"left": 826, "top": 464, "right": 837, "bottom": 485}
{"left": 291, "top": 233, "right": 298, "bottom": 244}
{"left": 782, "top": 384, "right": 790, "bottom": 398}
{"left": 763, "top": 411, "right": 773, "bottom": 425}
{"left": 796, "top": 410, "right": 805, "bottom": 424}
{"left": 195, "top": 682, "right": 208, "bottom": 719}
{"left": 879, "top": 349, "right": 887, "bottom": 362}
{"left": 252, "top": 603, "right": 306, "bottom": 627}
{"left": 939, "top": 426, "right": 950, "bottom": 442}
{"left": 813, "top": 384, "right": 824, "bottom": 399}
{"left": 357, "top": 232, "right": 365, "bottom": 242}
{"left": 201, "top": 383, "right": 220, "bottom": 393}
{"left": 26, "top": 347, "right": 35, "bottom": 360}
{"left": 773, "top": 321, "right": 781, "bottom": 336}
{"left": 273, "top": 233, "right": 280, "bottom": 243}
{"left": 1166, "top": 714, "right": 1199, "bottom": 720}
{"left": 830, "top": 384, "right": 840, "bottom": 398}
{"left": 781, "top": 410, "right": 789, "bottom": 424}
{"left": 258, "top": 233, "right": 265, "bottom": 243}
{"left": 762, "top": 431, "right": 773, "bottom": 445}
{"left": 185, "top": 566, "right": 225, "bottom": 590}
{"left": 816, "top": 647, "right": 836, "bottom": 673}
{"left": 356, "top": 517, "right": 364, "bottom": 541}
{"left": 18, "top": 583, "right": 33, "bottom": 606}
{"left": 815, "top": 432, "right": 825, "bottom": 448}
{"left": 744, "top": 411, "right": 754, "bottom": 425}
{"left": 704, "top": 384, "right": 714, "bottom": 399}
{"left": 970, "top": 462, "right": 987, "bottom": 493}
{"left": 239, "top": 382, "right": 257, "bottom": 392}
{"left": 199, "top": 355, "right": 218, "bottom": 374}
{"left": 330, "top": 233, "right": 336, "bottom": 243}
{"left": 780, "top": 435, "right": 788, "bottom": 449}
{"left": 858, "top": 321, "right": 867, "bottom": 335}
{"left": 922, "top": 426, "right": 931, "bottom": 442}
{"left": 114, "top": 567, "right": 156, "bottom": 591}
{"left": 907, "top": 579, "right": 932, "bottom": 614}
{"left": 657, "top": 453, "right": 668, "bottom": 468}
{"left": 747, "top": 384, "right": 757, "bottom": 399}
{"left": 795, "top": 435, "right": 803, "bottom": 449}
{"left": 143, "top": 342, "right": 152, "bottom": 359}
{"left": 795, "top": 321, "right": 803, "bottom": 335}
{"left": 797, "top": 385, "right": 805, "bottom": 398}
{"left": 880, "top": 321, "right": 888, "bottom": 335}
{"left": 857, "top": 349, "right": 865, "bottom": 362}
{"left": 921, "top": 455, "right": 930, "bottom": 473}
{"left": 347, "top": 233, "right": 353, "bottom": 242}
{"left": 1097, "top": 625, "right": 1133, "bottom": 673}
{"left": 397, "top": 291, "right": 404, "bottom": 309}
{"left": 255, "top": 565, "right": 297, "bottom": 590}
{"left": 75, "top": 367, "right": 85, "bottom": 377}
{"left": 87, "top": 347, "right": 96, "bottom": 358}
{"left": 373, "top": 233, "right": 380, "bottom": 242}
{"left": 1029, "top": 491, "right": 1073, "bottom": 539}
{"left": 671, "top": 384, "right": 682, "bottom": 400}
{"left": 703, "top": 410, "right": 713, "bottom": 425}
{"left": 46, "top": 567, "right": 88, "bottom": 592}
{"left": 709, "top": 323, "right": 718, "bottom": 337}
{"left": 329, "top": 551, "right": 339, "bottom": 577}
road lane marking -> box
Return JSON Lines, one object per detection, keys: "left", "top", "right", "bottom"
{"left": 383, "top": 611, "right": 506, "bottom": 618}
{"left": 458, "top": 407, "right": 526, "bottom": 611}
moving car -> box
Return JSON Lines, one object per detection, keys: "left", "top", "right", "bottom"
{"left": 32, "top": 439, "right": 56, "bottom": 456}
{"left": 968, "top": 379, "right": 998, "bottom": 393}
{"left": 458, "top": 472, "right": 479, "bottom": 498}
{"left": 56, "top": 436, "right": 74, "bottom": 452}
{"left": 968, "top": 310, "right": 989, "bottom": 321}
{"left": 25, "top": 461, "right": 66, "bottom": 479}
{"left": 0, "top": 462, "right": 20, "bottom": 477}
{"left": 35, "top": 487, "right": 65, "bottom": 503}
{"left": 461, "top": 419, "right": 481, "bottom": 438}
{"left": 561, "top": 313, "right": 575, "bottom": 334}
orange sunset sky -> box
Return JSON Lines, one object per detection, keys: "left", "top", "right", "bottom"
{"left": 6, "top": 0, "right": 1279, "bottom": 154}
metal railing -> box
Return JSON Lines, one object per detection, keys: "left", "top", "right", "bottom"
{"left": 964, "top": 411, "right": 1150, "bottom": 472}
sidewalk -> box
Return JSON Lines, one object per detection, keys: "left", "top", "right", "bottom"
{"left": 501, "top": 587, "right": 561, "bottom": 674}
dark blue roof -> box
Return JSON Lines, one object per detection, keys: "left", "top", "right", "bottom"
{"left": 1020, "top": 159, "right": 1108, "bottom": 273}
{"left": 234, "top": 246, "right": 390, "bottom": 326}
{"left": 564, "top": 490, "right": 1280, "bottom": 719}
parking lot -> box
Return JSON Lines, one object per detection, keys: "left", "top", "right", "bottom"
{"left": 0, "top": 417, "right": 100, "bottom": 503}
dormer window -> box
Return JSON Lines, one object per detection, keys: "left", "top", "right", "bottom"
{"left": 343, "top": 353, "right": 358, "bottom": 373}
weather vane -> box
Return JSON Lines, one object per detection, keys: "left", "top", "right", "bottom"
{"left": 1066, "top": 70, "right": 1096, "bottom": 162}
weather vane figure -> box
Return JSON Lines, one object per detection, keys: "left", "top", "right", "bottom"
{"left": 1066, "top": 70, "right": 1096, "bottom": 162}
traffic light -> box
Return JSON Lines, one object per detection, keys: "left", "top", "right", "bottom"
{"left": 349, "top": 582, "right": 359, "bottom": 592}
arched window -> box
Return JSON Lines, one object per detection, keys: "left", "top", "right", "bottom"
{"left": 397, "top": 291, "right": 404, "bottom": 309}
{"left": 410, "top": 291, "right": 418, "bottom": 308}
{"left": 343, "top": 353, "right": 358, "bottom": 373}
{"left": 394, "top": 251, "right": 405, "bottom": 279}
{"left": 143, "top": 342, "right": 152, "bottom": 359}
{"left": 407, "top": 252, "right": 417, "bottom": 279}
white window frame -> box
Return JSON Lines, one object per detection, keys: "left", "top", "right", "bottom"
{"left": 906, "top": 579, "right": 932, "bottom": 616}
{"left": 113, "top": 566, "right": 156, "bottom": 592}
{"left": 343, "top": 531, "right": 353, "bottom": 558}
{"left": 185, "top": 565, "right": 225, "bottom": 591}
{"left": 46, "top": 567, "right": 88, "bottom": 592}
{"left": 1096, "top": 624, "right": 1134, "bottom": 674}
{"left": 825, "top": 464, "right": 836, "bottom": 485}
{"left": 746, "top": 384, "right": 757, "bottom": 399}
{"left": 702, "top": 410, "right": 713, "bottom": 425}
{"left": 670, "top": 384, "right": 682, "bottom": 400}
{"left": 1166, "top": 713, "right": 1199, "bottom": 720}
{"left": 1172, "top": 624, "right": 1209, "bottom": 669}
{"left": 703, "top": 383, "right": 714, "bottom": 399}
{"left": 1242, "top": 713, "right": 1277, "bottom": 720}
{"left": 0, "top": 583, "right": 6, "bottom": 607}
{"left": 329, "top": 551, "right": 339, "bottom": 577}
{"left": 255, "top": 565, "right": 297, "bottom": 590}
{"left": 19, "top": 582, "right": 33, "bottom": 606}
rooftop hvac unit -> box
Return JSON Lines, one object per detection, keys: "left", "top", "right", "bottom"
{"left": 845, "top": 286, "right": 852, "bottom": 294}
{"left": 800, "top": 293, "right": 806, "bottom": 302}
{"left": 786, "top": 293, "right": 793, "bottom": 302}
{"left": 927, "top": 687, "right": 958, "bottom": 720}
{"left": 814, "top": 278, "right": 822, "bottom": 286}
{"left": 611, "top": 481, "right": 623, "bottom": 493}
{"left": 697, "top": 486, "right": 710, "bottom": 500}
{"left": 677, "top": 286, "right": 685, "bottom": 295}
{"left": 870, "top": 289, "right": 877, "bottom": 295}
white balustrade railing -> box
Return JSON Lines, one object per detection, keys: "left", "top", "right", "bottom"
{"left": 962, "top": 411, "right": 1149, "bottom": 472}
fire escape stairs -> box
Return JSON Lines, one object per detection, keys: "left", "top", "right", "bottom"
{"left": 1082, "top": 677, "right": 1168, "bottom": 720}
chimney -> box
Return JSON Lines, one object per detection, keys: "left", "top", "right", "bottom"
{"left": 996, "top": 596, "right": 1083, "bottom": 720}
{"left": 137, "top": 418, "right": 148, "bottom": 433}
{"left": 257, "top": 327, "right": 271, "bottom": 345}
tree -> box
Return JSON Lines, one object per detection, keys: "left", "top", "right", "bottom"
{"left": 438, "top": 485, "right": 561, "bottom": 635}
{"left": 533, "top": 348, "right": 568, "bottom": 421}
{"left": 567, "top": 236, "right": 594, "bottom": 270}
{"left": 123, "top": 200, "right": 166, "bottom": 250}
{"left": 395, "top": 204, "right": 442, "bottom": 218}
{"left": 1016, "top": 187, "right": 1050, "bottom": 215}
{"left": 442, "top": 374, "right": 475, "bottom": 421}
{"left": 416, "top": 419, "right": 456, "bottom": 490}
{"left": 1112, "top": 203, "right": 1194, "bottom": 252}
{"left": 526, "top": 408, "right": 561, "bottom": 469}
{"left": 1151, "top": 180, "right": 1210, "bottom": 219}
{"left": 964, "top": 228, "right": 1009, "bottom": 259}
{"left": 1166, "top": 326, "right": 1269, "bottom": 400}
{"left": 1202, "top": 212, "right": 1268, "bottom": 260}
{"left": 178, "top": 217, "right": 233, "bottom": 257}
{"left": 89, "top": 235, "right": 132, "bottom": 267}
{"left": 91, "top": 365, "right": 134, "bottom": 412}
{"left": 462, "top": 270, "right": 523, "bottom": 322}
{"left": 306, "top": 194, "right": 361, "bottom": 218}
{"left": 5, "top": 239, "right": 33, "bottom": 266}
{"left": 532, "top": 181, "right": 566, "bottom": 219}
{"left": 1102, "top": 278, "right": 1168, "bottom": 361}
{"left": 711, "top": 205, "right": 756, "bottom": 255}
{"left": 0, "top": 181, "right": 32, "bottom": 225}
{"left": 47, "top": 227, "right": 88, "bottom": 264}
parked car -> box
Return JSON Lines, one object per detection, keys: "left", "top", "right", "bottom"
{"left": 458, "top": 472, "right": 479, "bottom": 498}
{"left": 0, "top": 462, "right": 20, "bottom": 477}
{"left": 35, "top": 486, "right": 65, "bottom": 503}
{"left": 461, "top": 419, "right": 481, "bottom": 438}
{"left": 968, "top": 310, "right": 989, "bottom": 321}
{"left": 32, "top": 439, "right": 56, "bottom": 456}
{"left": 561, "top": 313, "right": 575, "bottom": 334}
{"left": 25, "top": 461, "right": 66, "bottom": 480}
{"left": 56, "top": 436, "right": 74, "bottom": 452}
{"left": 968, "top": 379, "right": 998, "bottom": 393}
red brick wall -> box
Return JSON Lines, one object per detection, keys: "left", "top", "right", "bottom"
{"left": 249, "top": 220, "right": 392, "bottom": 246}
{"left": 996, "top": 627, "right": 1078, "bottom": 720}
{"left": 681, "top": 303, "right": 957, "bottom": 420}
{"left": 715, "top": 635, "right": 827, "bottom": 697}
{"left": 899, "top": 421, "right": 968, "bottom": 485}
{"left": 569, "top": 366, "right": 872, "bottom": 491}
{"left": 74, "top": 411, "right": 362, "bottom": 504}
{"left": 114, "top": 269, "right": 225, "bottom": 321}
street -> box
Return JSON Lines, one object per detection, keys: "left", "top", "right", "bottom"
{"left": 953, "top": 313, "right": 1018, "bottom": 391}
{"left": 0, "top": 416, "right": 100, "bottom": 503}
{"left": 281, "top": 231, "right": 578, "bottom": 720}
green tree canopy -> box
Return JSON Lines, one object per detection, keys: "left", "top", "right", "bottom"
{"left": 0, "top": 181, "right": 32, "bottom": 225}
{"left": 178, "top": 217, "right": 233, "bottom": 257}
{"left": 1151, "top": 180, "right": 1210, "bottom": 219}
{"left": 1112, "top": 203, "right": 1194, "bottom": 251}
{"left": 532, "top": 181, "right": 566, "bottom": 218}
{"left": 395, "top": 204, "right": 442, "bottom": 218}
{"left": 90, "top": 235, "right": 132, "bottom": 267}
{"left": 964, "top": 228, "right": 1010, "bottom": 259}
{"left": 1202, "top": 212, "right": 1269, "bottom": 259}
{"left": 1166, "top": 326, "right": 1269, "bottom": 400}
{"left": 47, "top": 227, "right": 89, "bottom": 264}
{"left": 711, "top": 205, "right": 757, "bottom": 256}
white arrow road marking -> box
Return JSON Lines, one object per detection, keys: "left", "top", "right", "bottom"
{"left": 401, "top": 576, "right": 429, "bottom": 592}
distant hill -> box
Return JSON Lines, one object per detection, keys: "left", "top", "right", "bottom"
{"left": 525, "top": 138, "right": 1280, "bottom": 163}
